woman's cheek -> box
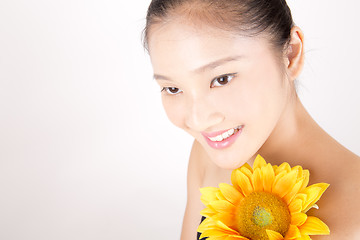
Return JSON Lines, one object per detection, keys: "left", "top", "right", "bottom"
{"left": 162, "top": 96, "right": 185, "bottom": 129}
{"left": 212, "top": 80, "right": 253, "bottom": 118}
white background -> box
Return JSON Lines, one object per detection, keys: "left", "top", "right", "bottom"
{"left": 0, "top": 0, "right": 359, "bottom": 239}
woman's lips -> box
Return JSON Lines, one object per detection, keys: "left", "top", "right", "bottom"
{"left": 202, "top": 126, "right": 243, "bottom": 149}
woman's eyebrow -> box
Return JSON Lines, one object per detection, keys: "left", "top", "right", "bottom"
{"left": 153, "top": 73, "right": 171, "bottom": 81}
{"left": 192, "top": 55, "right": 244, "bottom": 73}
{"left": 153, "top": 55, "right": 244, "bottom": 81}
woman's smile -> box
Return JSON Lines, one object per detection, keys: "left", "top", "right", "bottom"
{"left": 202, "top": 125, "right": 244, "bottom": 149}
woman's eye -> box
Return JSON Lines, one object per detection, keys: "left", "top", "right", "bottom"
{"left": 210, "top": 74, "right": 234, "bottom": 88}
{"left": 161, "top": 87, "right": 183, "bottom": 95}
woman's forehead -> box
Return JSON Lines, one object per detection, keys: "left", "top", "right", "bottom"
{"left": 148, "top": 21, "right": 269, "bottom": 71}
{"left": 148, "top": 20, "right": 238, "bottom": 48}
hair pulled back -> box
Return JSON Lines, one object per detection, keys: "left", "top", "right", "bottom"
{"left": 143, "top": 0, "right": 294, "bottom": 53}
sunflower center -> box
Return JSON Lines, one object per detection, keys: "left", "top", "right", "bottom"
{"left": 235, "top": 191, "right": 291, "bottom": 240}
{"left": 253, "top": 206, "right": 273, "bottom": 227}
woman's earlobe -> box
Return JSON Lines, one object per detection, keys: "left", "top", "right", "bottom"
{"left": 286, "top": 26, "right": 305, "bottom": 81}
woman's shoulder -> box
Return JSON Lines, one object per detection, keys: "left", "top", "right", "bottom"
{"left": 314, "top": 148, "right": 360, "bottom": 239}
{"left": 326, "top": 145, "right": 360, "bottom": 184}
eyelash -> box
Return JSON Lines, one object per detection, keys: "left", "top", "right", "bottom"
{"left": 210, "top": 73, "right": 236, "bottom": 88}
{"left": 161, "top": 87, "right": 183, "bottom": 95}
{"left": 161, "top": 73, "right": 236, "bottom": 95}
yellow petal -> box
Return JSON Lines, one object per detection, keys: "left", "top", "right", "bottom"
{"left": 208, "top": 237, "right": 225, "bottom": 240}
{"left": 291, "top": 166, "right": 303, "bottom": 179}
{"left": 198, "top": 219, "right": 243, "bottom": 239}
{"left": 200, "top": 220, "right": 239, "bottom": 238}
{"left": 272, "top": 169, "right": 298, "bottom": 198}
{"left": 299, "top": 216, "right": 330, "bottom": 235}
{"left": 293, "top": 193, "right": 307, "bottom": 203}
{"left": 225, "top": 236, "right": 249, "bottom": 240}
{"left": 284, "top": 225, "right": 301, "bottom": 239}
{"left": 301, "top": 183, "right": 329, "bottom": 212}
{"left": 216, "top": 220, "right": 239, "bottom": 234}
{"left": 300, "top": 170, "right": 309, "bottom": 191}
{"left": 200, "top": 187, "right": 221, "bottom": 205}
{"left": 288, "top": 199, "right": 303, "bottom": 213}
{"left": 234, "top": 169, "right": 253, "bottom": 196}
{"left": 283, "top": 179, "right": 304, "bottom": 204}
{"left": 276, "top": 162, "right": 291, "bottom": 175}
{"left": 219, "top": 183, "right": 243, "bottom": 205}
{"left": 252, "top": 168, "right": 264, "bottom": 192}
{"left": 291, "top": 212, "right": 307, "bottom": 226}
{"left": 209, "top": 200, "right": 236, "bottom": 213}
{"left": 262, "top": 163, "right": 275, "bottom": 192}
{"left": 266, "top": 229, "right": 284, "bottom": 240}
{"left": 241, "top": 163, "right": 253, "bottom": 173}
{"left": 200, "top": 187, "right": 220, "bottom": 196}
{"left": 211, "top": 212, "right": 236, "bottom": 227}
{"left": 272, "top": 171, "right": 286, "bottom": 185}
{"left": 231, "top": 169, "right": 242, "bottom": 192}
{"left": 198, "top": 217, "right": 216, "bottom": 232}
{"left": 200, "top": 207, "right": 217, "bottom": 218}
{"left": 200, "top": 229, "right": 234, "bottom": 238}
{"left": 298, "top": 234, "right": 311, "bottom": 240}
{"left": 253, "top": 154, "right": 267, "bottom": 170}
{"left": 216, "top": 191, "right": 227, "bottom": 201}
{"left": 240, "top": 166, "right": 254, "bottom": 188}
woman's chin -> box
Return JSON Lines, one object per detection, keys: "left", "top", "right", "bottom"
{"left": 210, "top": 153, "right": 250, "bottom": 170}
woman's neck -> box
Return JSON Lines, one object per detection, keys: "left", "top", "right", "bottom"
{"left": 257, "top": 97, "right": 334, "bottom": 171}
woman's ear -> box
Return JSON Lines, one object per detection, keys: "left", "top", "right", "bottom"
{"left": 285, "top": 26, "right": 305, "bottom": 81}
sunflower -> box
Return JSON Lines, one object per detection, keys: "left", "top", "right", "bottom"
{"left": 198, "top": 155, "right": 330, "bottom": 240}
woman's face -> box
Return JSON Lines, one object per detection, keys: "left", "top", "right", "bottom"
{"left": 148, "top": 21, "right": 293, "bottom": 169}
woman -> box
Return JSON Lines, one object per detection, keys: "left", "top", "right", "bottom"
{"left": 143, "top": 0, "right": 360, "bottom": 239}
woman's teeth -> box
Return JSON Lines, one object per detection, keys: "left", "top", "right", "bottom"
{"left": 208, "top": 126, "right": 242, "bottom": 142}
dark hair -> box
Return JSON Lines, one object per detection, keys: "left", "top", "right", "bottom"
{"left": 143, "top": 0, "right": 294, "bottom": 53}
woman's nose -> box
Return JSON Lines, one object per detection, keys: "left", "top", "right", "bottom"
{"left": 184, "top": 96, "right": 224, "bottom": 132}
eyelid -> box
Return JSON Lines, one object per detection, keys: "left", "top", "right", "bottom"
{"left": 161, "top": 87, "right": 183, "bottom": 95}
{"left": 210, "top": 73, "right": 237, "bottom": 87}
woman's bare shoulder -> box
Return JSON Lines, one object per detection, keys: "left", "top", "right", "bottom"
{"left": 330, "top": 148, "right": 360, "bottom": 186}
{"left": 315, "top": 150, "right": 360, "bottom": 239}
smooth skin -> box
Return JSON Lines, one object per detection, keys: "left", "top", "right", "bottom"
{"left": 148, "top": 20, "right": 360, "bottom": 240}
